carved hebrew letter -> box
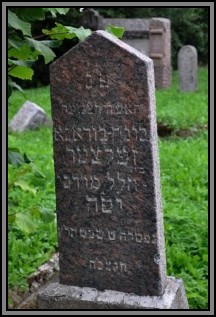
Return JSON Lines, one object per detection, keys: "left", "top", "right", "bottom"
{"left": 99, "top": 127, "right": 108, "bottom": 142}
{"left": 66, "top": 146, "right": 76, "bottom": 163}
{"left": 135, "top": 232, "right": 142, "bottom": 243}
{"left": 132, "top": 126, "right": 138, "bottom": 141}
{"left": 86, "top": 196, "right": 98, "bottom": 213}
{"left": 86, "top": 73, "right": 92, "bottom": 90}
{"left": 139, "top": 126, "right": 147, "bottom": 142}
{"left": 105, "top": 148, "right": 114, "bottom": 163}
{"left": 90, "top": 175, "right": 100, "bottom": 191}
{"left": 112, "top": 261, "right": 118, "bottom": 272}
{"left": 124, "top": 127, "right": 130, "bottom": 141}
{"left": 80, "top": 228, "right": 87, "bottom": 238}
{"left": 119, "top": 232, "right": 127, "bottom": 241}
{"left": 88, "top": 229, "right": 95, "bottom": 239}
{"left": 108, "top": 230, "right": 116, "bottom": 240}
{"left": 101, "top": 197, "right": 113, "bottom": 213}
{"left": 120, "top": 262, "right": 127, "bottom": 272}
{"left": 73, "top": 128, "right": 82, "bottom": 141}
{"left": 63, "top": 174, "right": 70, "bottom": 189}
{"left": 72, "top": 175, "right": 80, "bottom": 189}
{"left": 99, "top": 72, "right": 109, "bottom": 88}
{"left": 54, "top": 126, "right": 64, "bottom": 142}
{"left": 117, "top": 172, "right": 125, "bottom": 191}
{"left": 132, "top": 148, "right": 138, "bottom": 166}
{"left": 89, "top": 260, "right": 96, "bottom": 269}
{"left": 116, "top": 198, "right": 123, "bottom": 210}
{"left": 106, "top": 172, "right": 114, "bottom": 191}
{"left": 92, "top": 127, "right": 97, "bottom": 141}
{"left": 105, "top": 260, "right": 112, "bottom": 271}
{"left": 83, "top": 128, "right": 91, "bottom": 141}
{"left": 69, "top": 228, "right": 77, "bottom": 238}
{"left": 127, "top": 177, "right": 137, "bottom": 192}
{"left": 77, "top": 146, "right": 88, "bottom": 164}
{"left": 91, "top": 146, "right": 102, "bottom": 165}
{"left": 117, "top": 147, "right": 129, "bottom": 166}
{"left": 97, "top": 260, "right": 104, "bottom": 270}
{"left": 96, "top": 229, "right": 104, "bottom": 240}
{"left": 143, "top": 234, "right": 151, "bottom": 243}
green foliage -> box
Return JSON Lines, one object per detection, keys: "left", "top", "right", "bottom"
{"left": 159, "top": 132, "right": 208, "bottom": 309}
{"left": 42, "top": 23, "right": 92, "bottom": 41}
{"left": 105, "top": 25, "right": 125, "bottom": 38}
{"left": 8, "top": 8, "right": 91, "bottom": 97}
{"left": 8, "top": 10, "right": 32, "bottom": 36}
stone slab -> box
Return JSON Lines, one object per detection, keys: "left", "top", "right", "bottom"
{"left": 178, "top": 45, "right": 198, "bottom": 91}
{"left": 37, "top": 276, "right": 189, "bottom": 309}
{"left": 9, "top": 100, "right": 47, "bottom": 132}
{"left": 50, "top": 30, "right": 166, "bottom": 297}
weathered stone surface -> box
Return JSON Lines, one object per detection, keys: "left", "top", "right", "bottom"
{"left": 149, "top": 18, "right": 172, "bottom": 88}
{"left": 178, "top": 45, "right": 198, "bottom": 91}
{"left": 9, "top": 100, "right": 47, "bottom": 132}
{"left": 50, "top": 30, "right": 167, "bottom": 297}
{"left": 37, "top": 276, "right": 189, "bottom": 309}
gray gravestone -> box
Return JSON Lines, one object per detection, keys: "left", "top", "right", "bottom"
{"left": 178, "top": 45, "right": 198, "bottom": 91}
{"left": 37, "top": 31, "right": 188, "bottom": 309}
{"left": 9, "top": 100, "right": 47, "bottom": 132}
{"left": 81, "top": 9, "right": 172, "bottom": 89}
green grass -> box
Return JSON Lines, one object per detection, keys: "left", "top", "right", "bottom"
{"left": 8, "top": 67, "right": 208, "bottom": 309}
{"left": 159, "top": 132, "right": 208, "bottom": 309}
{"left": 156, "top": 67, "right": 208, "bottom": 128}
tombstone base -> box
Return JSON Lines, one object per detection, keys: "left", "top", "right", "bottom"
{"left": 37, "top": 276, "right": 189, "bottom": 310}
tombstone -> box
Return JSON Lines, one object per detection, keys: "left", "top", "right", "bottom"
{"left": 37, "top": 31, "right": 188, "bottom": 309}
{"left": 99, "top": 17, "right": 150, "bottom": 56}
{"left": 9, "top": 100, "right": 47, "bottom": 132}
{"left": 178, "top": 45, "right": 198, "bottom": 91}
{"left": 149, "top": 18, "right": 172, "bottom": 89}
{"left": 81, "top": 9, "right": 172, "bottom": 89}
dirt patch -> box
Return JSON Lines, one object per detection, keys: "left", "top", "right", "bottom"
{"left": 157, "top": 122, "right": 208, "bottom": 138}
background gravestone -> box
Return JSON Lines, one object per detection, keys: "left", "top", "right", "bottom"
{"left": 37, "top": 31, "right": 188, "bottom": 309}
{"left": 9, "top": 100, "right": 47, "bottom": 132}
{"left": 81, "top": 9, "right": 172, "bottom": 88}
{"left": 149, "top": 18, "right": 172, "bottom": 88}
{"left": 178, "top": 45, "right": 198, "bottom": 91}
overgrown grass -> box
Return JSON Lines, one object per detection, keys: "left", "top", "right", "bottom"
{"left": 8, "top": 68, "right": 208, "bottom": 309}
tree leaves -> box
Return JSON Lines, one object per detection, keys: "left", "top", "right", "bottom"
{"left": 67, "top": 26, "right": 92, "bottom": 42}
{"left": 14, "top": 180, "right": 37, "bottom": 195}
{"left": 44, "top": 8, "right": 70, "bottom": 17}
{"left": 42, "top": 23, "right": 92, "bottom": 41}
{"left": 8, "top": 44, "right": 33, "bottom": 60}
{"left": 8, "top": 10, "right": 31, "bottom": 36}
{"left": 105, "top": 25, "right": 125, "bottom": 39}
{"left": 25, "top": 38, "right": 56, "bottom": 64}
{"left": 15, "top": 8, "right": 45, "bottom": 22}
{"left": 15, "top": 213, "right": 36, "bottom": 234}
{"left": 8, "top": 65, "right": 34, "bottom": 80}
{"left": 8, "top": 148, "right": 25, "bottom": 167}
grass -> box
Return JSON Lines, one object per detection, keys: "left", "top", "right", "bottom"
{"left": 8, "top": 68, "right": 208, "bottom": 309}
{"left": 156, "top": 67, "right": 208, "bottom": 128}
{"left": 159, "top": 132, "right": 208, "bottom": 309}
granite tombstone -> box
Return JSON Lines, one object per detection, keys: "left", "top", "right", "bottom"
{"left": 178, "top": 45, "right": 198, "bottom": 91}
{"left": 37, "top": 31, "right": 188, "bottom": 309}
